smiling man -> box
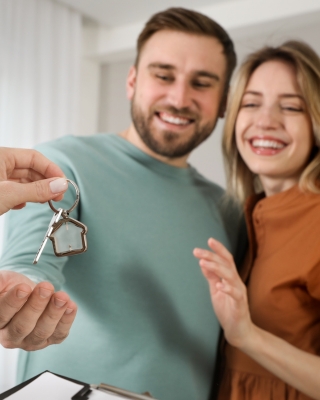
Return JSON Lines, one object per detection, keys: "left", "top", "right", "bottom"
{"left": 0, "top": 8, "right": 244, "bottom": 400}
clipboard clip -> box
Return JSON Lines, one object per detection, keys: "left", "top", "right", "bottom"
{"left": 92, "top": 382, "right": 155, "bottom": 399}
{"left": 71, "top": 384, "right": 92, "bottom": 400}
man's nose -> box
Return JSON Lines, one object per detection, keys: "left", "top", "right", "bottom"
{"left": 255, "top": 106, "right": 280, "bottom": 130}
{"left": 166, "top": 80, "right": 192, "bottom": 109}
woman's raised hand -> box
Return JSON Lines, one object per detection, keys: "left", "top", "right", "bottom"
{"left": 193, "top": 238, "right": 254, "bottom": 349}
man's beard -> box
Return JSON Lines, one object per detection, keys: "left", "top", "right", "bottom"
{"left": 131, "top": 100, "right": 218, "bottom": 158}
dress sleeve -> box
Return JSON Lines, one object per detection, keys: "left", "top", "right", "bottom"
{"left": 0, "top": 142, "right": 78, "bottom": 291}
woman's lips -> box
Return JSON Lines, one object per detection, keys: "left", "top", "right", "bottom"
{"left": 248, "top": 137, "right": 287, "bottom": 155}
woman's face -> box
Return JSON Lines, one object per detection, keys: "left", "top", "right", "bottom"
{"left": 235, "top": 60, "right": 314, "bottom": 194}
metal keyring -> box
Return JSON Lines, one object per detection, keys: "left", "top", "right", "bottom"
{"left": 48, "top": 179, "right": 80, "bottom": 214}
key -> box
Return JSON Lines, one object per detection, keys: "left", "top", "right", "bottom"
{"left": 33, "top": 208, "right": 63, "bottom": 264}
{"left": 49, "top": 215, "right": 88, "bottom": 257}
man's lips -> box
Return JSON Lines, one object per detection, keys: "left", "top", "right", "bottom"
{"left": 248, "top": 137, "right": 287, "bottom": 155}
{"left": 156, "top": 111, "right": 195, "bottom": 126}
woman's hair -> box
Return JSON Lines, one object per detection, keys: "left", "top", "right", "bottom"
{"left": 223, "top": 40, "right": 320, "bottom": 204}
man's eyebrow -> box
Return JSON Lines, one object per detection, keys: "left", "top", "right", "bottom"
{"left": 148, "top": 63, "right": 220, "bottom": 81}
{"left": 195, "top": 71, "right": 220, "bottom": 81}
{"left": 148, "top": 63, "right": 175, "bottom": 71}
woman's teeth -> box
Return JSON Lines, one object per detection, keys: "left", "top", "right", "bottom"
{"left": 251, "top": 139, "right": 285, "bottom": 149}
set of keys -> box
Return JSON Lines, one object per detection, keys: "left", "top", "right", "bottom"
{"left": 33, "top": 179, "right": 88, "bottom": 264}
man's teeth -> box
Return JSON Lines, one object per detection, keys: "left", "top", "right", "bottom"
{"left": 251, "top": 139, "right": 285, "bottom": 149}
{"left": 159, "top": 113, "right": 191, "bottom": 125}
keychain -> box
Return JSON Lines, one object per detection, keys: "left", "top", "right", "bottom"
{"left": 33, "top": 179, "right": 88, "bottom": 264}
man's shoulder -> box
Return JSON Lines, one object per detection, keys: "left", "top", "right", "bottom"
{"left": 190, "top": 167, "right": 226, "bottom": 200}
{"left": 36, "top": 133, "right": 114, "bottom": 153}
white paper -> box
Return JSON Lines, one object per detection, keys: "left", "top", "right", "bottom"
{"left": 6, "top": 371, "right": 135, "bottom": 399}
{"left": 7, "top": 372, "right": 83, "bottom": 400}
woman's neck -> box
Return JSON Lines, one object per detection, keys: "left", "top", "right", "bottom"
{"left": 259, "top": 176, "right": 299, "bottom": 197}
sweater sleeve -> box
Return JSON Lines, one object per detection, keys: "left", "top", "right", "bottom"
{"left": 0, "top": 141, "right": 79, "bottom": 291}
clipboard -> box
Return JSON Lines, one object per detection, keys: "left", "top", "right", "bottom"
{"left": 0, "top": 371, "right": 157, "bottom": 400}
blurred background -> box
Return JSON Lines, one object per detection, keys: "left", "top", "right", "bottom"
{"left": 0, "top": 0, "right": 319, "bottom": 392}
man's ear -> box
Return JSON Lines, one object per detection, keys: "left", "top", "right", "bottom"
{"left": 218, "top": 90, "right": 229, "bottom": 118}
{"left": 126, "top": 65, "right": 137, "bottom": 100}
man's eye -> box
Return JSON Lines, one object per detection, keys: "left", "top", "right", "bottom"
{"left": 192, "top": 81, "right": 211, "bottom": 88}
{"left": 156, "top": 74, "right": 172, "bottom": 82}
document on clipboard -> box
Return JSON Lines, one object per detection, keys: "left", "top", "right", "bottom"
{"left": 0, "top": 371, "right": 157, "bottom": 400}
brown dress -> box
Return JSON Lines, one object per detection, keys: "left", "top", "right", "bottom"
{"left": 218, "top": 185, "right": 320, "bottom": 400}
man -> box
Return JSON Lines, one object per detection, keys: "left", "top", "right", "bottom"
{"left": 0, "top": 8, "right": 241, "bottom": 400}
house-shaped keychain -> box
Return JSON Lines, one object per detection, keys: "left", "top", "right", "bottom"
{"left": 49, "top": 216, "right": 88, "bottom": 257}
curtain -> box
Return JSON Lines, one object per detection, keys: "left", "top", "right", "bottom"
{"left": 0, "top": 0, "right": 82, "bottom": 392}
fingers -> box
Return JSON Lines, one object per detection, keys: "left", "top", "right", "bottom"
{"left": 47, "top": 300, "right": 77, "bottom": 345}
{"left": 193, "top": 238, "right": 243, "bottom": 298}
{"left": 0, "top": 282, "right": 76, "bottom": 350}
{"left": 1, "top": 282, "right": 55, "bottom": 347}
{"left": 0, "top": 148, "right": 65, "bottom": 180}
{"left": 23, "top": 293, "right": 76, "bottom": 349}
{"left": 0, "top": 284, "right": 33, "bottom": 329}
{"left": 0, "top": 177, "right": 68, "bottom": 215}
{"left": 207, "top": 237, "right": 235, "bottom": 263}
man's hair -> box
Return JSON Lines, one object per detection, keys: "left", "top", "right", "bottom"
{"left": 222, "top": 40, "right": 320, "bottom": 204}
{"left": 135, "top": 7, "right": 237, "bottom": 93}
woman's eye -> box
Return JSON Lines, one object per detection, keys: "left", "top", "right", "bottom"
{"left": 241, "top": 103, "right": 258, "bottom": 108}
{"left": 282, "top": 106, "right": 303, "bottom": 112}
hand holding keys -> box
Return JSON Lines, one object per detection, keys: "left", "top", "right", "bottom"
{"left": 33, "top": 179, "right": 88, "bottom": 264}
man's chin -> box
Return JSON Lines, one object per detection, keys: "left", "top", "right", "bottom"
{"left": 144, "top": 136, "right": 198, "bottom": 158}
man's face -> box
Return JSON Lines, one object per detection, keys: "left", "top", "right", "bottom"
{"left": 126, "top": 30, "right": 227, "bottom": 161}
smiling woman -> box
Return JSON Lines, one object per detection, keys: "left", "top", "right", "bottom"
{"left": 193, "top": 40, "right": 320, "bottom": 400}
{"left": 223, "top": 40, "right": 320, "bottom": 202}
{"left": 235, "top": 60, "right": 314, "bottom": 196}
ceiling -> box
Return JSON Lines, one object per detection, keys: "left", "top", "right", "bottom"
{"left": 54, "top": 0, "right": 234, "bottom": 28}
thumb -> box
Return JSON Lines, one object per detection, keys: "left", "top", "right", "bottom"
{"left": 0, "top": 177, "right": 68, "bottom": 215}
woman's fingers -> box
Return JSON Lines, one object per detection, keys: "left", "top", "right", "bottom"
{"left": 208, "top": 237, "right": 234, "bottom": 263}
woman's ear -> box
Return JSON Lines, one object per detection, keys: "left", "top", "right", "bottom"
{"left": 126, "top": 65, "right": 137, "bottom": 100}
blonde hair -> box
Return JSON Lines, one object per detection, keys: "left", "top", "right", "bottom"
{"left": 223, "top": 40, "right": 320, "bottom": 204}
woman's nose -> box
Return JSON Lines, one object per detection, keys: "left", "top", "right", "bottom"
{"left": 255, "top": 106, "right": 280, "bottom": 130}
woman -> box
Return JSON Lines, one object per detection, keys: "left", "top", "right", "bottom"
{"left": 194, "top": 40, "right": 320, "bottom": 399}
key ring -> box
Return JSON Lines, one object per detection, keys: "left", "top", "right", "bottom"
{"left": 48, "top": 179, "right": 80, "bottom": 214}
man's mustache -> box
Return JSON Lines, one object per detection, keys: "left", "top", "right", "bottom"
{"left": 155, "top": 106, "right": 198, "bottom": 121}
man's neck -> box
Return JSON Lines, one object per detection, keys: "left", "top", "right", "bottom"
{"left": 119, "top": 125, "right": 189, "bottom": 168}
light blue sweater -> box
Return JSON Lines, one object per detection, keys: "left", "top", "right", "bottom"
{"left": 0, "top": 134, "right": 244, "bottom": 400}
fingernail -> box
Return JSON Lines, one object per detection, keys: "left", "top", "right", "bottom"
{"left": 17, "top": 290, "right": 29, "bottom": 298}
{"left": 54, "top": 298, "right": 67, "bottom": 308}
{"left": 50, "top": 178, "right": 68, "bottom": 194}
{"left": 65, "top": 308, "right": 73, "bottom": 314}
{"left": 39, "top": 288, "right": 52, "bottom": 298}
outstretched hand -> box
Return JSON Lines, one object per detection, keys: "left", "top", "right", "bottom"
{"left": 0, "top": 271, "right": 77, "bottom": 351}
{"left": 193, "top": 238, "right": 253, "bottom": 349}
{"left": 0, "top": 147, "right": 68, "bottom": 215}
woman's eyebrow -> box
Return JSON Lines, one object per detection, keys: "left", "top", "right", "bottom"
{"left": 243, "top": 91, "right": 304, "bottom": 100}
